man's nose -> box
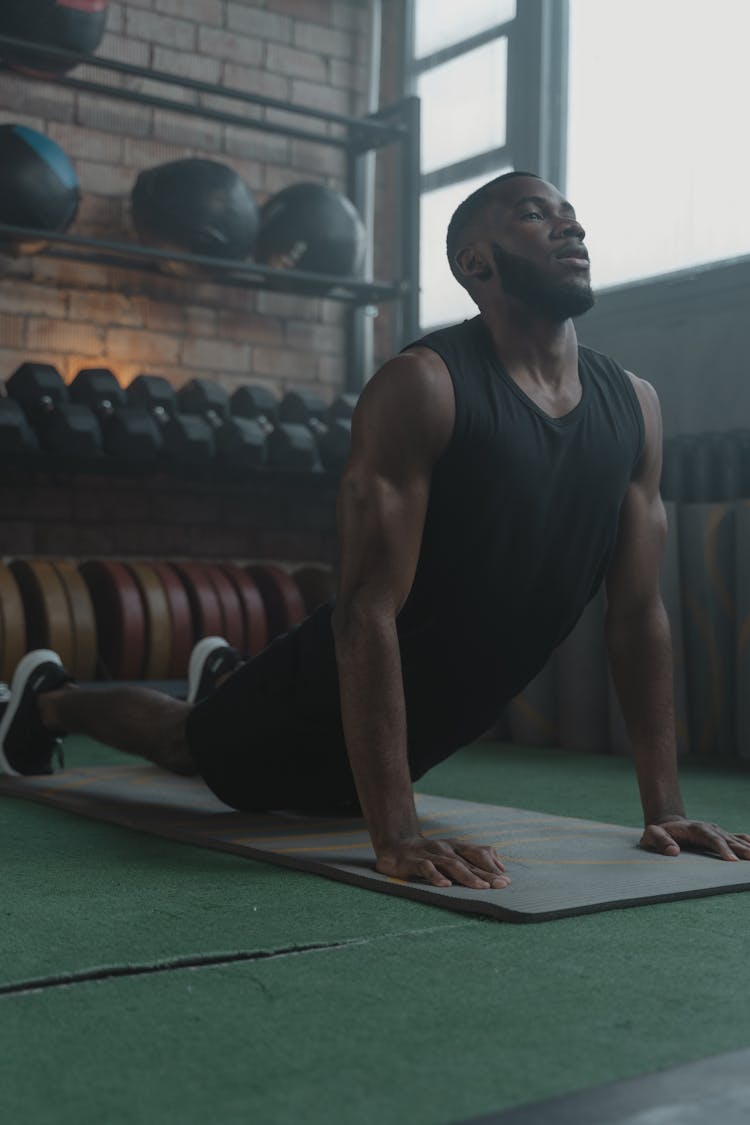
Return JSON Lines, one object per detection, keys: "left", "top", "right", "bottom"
{"left": 555, "top": 218, "right": 586, "bottom": 241}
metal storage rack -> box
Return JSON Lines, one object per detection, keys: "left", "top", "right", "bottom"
{"left": 0, "top": 34, "right": 421, "bottom": 390}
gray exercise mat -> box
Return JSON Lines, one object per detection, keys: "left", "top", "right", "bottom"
{"left": 1, "top": 764, "right": 749, "bottom": 923}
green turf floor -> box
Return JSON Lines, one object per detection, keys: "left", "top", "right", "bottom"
{"left": 3, "top": 738, "right": 750, "bottom": 1124}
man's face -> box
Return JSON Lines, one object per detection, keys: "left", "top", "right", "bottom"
{"left": 484, "top": 177, "right": 594, "bottom": 320}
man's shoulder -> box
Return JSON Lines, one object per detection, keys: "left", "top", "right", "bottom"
{"left": 402, "top": 316, "right": 480, "bottom": 355}
{"left": 577, "top": 341, "right": 634, "bottom": 383}
{"left": 577, "top": 340, "right": 617, "bottom": 364}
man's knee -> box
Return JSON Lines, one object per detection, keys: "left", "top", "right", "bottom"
{"left": 156, "top": 709, "right": 196, "bottom": 775}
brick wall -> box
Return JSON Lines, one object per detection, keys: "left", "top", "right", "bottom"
{"left": 0, "top": 468, "right": 339, "bottom": 563}
{"left": 0, "top": 0, "right": 388, "bottom": 399}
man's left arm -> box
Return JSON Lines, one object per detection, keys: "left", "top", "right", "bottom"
{"left": 605, "top": 375, "right": 750, "bottom": 861}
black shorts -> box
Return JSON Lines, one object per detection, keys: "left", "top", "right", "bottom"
{"left": 185, "top": 627, "right": 359, "bottom": 813}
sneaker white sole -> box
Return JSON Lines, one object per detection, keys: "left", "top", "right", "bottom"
{"left": 187, "top": 636, "right": 230, "bottom": 705}
{"left": 0, "top": 649, "right": 63, "bottom": 776}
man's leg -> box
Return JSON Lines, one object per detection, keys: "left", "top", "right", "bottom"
{"left": 0, "top": 641, "right": 242, "bottom": 778}
{"left": 39, "top": 685, "right": 195, "bottom": 775}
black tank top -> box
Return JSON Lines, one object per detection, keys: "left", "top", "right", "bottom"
{"left": 295, "top": 315, "right": 644, "bottom": 779}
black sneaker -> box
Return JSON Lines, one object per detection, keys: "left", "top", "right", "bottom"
{"left": 187, "top": 637, "right": 243, "bottom": 705}
{"left": 0, "top": 650, "right": 73, "bottom": 776}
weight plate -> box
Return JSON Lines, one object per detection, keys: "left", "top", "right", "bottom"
{"left": 201, "top": 564, "right": 245, "bottom": 652}
{"left": 171, "top": 561, "right": 223, "bottom": 641}
{"left": 126, "top": 561, "right": 173, "bottom": 680}
{"left": 246, "top": 564, "right": 306, "bottom": 640}
{"left": 50, "top": 559, "right": 98, "bottom": 681}
{"left": 0, "top": 562, "right": 26, "bottom": 682}
{"left": 79, "top": 559, "right": 146, "bottom": 680}
{"left": 218, "top": 563, "right": 268, "bottom": 657}
{"left": 149, "top": 561, "right": 194, "bottom": 679}
{"left": 9, "top": 559, "right": 75, "bottom": 670}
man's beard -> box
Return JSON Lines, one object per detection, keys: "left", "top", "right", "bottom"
{"left": 491, "top": 243, "right": 595, "bottom": 321}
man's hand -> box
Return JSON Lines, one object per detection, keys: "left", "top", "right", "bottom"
{"left": 640, "top": 817, "right": 750, "bottom": 860}
{"left": 375, "top": 836, "right": 511, "bottom": 889}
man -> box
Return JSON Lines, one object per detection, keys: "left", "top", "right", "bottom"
{"left": 2, "top": 172, "right": 748, "bottom": 890}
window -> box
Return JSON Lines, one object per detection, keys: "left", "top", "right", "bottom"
{"left": 406, "top": 0, "right": 566, "bottom": 330}
{"left": 417, "top": 38, "right": 508, "bottom": 176}
{"left": 567, "top": 0, "right": 750, "bottom": 288}
{"left": 409, "top": 0, "right": 516, "bottom": 329}
{"left": 414, "top": 0, "right": 516, "bottom": 58}
{"left": 420, "top": 171, "right": 511, "bottom": 329}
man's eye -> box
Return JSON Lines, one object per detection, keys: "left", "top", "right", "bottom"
{"left": 522, "top": 211, "right": 543, "bottom": 220}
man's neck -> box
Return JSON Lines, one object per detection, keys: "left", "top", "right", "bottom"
{"left": 479, "top": 303, "right": 578, "bottom": 390}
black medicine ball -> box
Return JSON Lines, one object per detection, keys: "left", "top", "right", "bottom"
{"left": 131, "top": 159, "right": 259, "bottom": 261}
{"left": 0, "top": 124, "right": 79, "bottom": 253}
{"left": 256, "top": 182, "right": 367, "bottom": 277}
{"left": 0, "top": 0, "right": 109, "bottom": 76}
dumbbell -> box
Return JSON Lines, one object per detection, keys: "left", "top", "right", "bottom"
{"left": 320, "top": 393, "right": 356, "bottom": 472}
{"left": 70, "top": 367, "right": 126, "bottom": 416}
{"left": 0, "top": 396, "right": 40, "bottom": 462}
{"left": 318, "top": 417, "right": 352, "bottom": 473}
{"left": 231, "top": 384, "right": 279, "bottom": 432}
{"left": 6, "top": 362, "right": 102, "bottom": 463}
{"left": 280, "top": 388, "right": 352, "bottom": 473}
{"left": 70, "top": 367, "right": 163, "bottom": 469}
{"left": 279, "top": 389, "right": 328, "bottom": 431}
{"left": 328, "top": 393, "right": 358, "bottom": 423}
{"left": 128, "top": 373, "right": 179, "bottom": 424}
{"left": 178, "top": 378, "right": 267, "bottom": 475}
{"left": 127, "top": 374, "right": 214, "bottom": 471}
{"left": 232, "top": 382, "right": 319, "bottom": 472}
{"left": 278, "top": 389, "right": 330, "bottom": 472}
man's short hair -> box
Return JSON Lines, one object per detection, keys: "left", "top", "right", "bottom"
{"left": 446, "top": 170, "right": 541, "bottom": 287}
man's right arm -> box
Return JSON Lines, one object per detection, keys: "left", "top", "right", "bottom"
{"left": 331, "top": 350, "right": 509, "bottom": 890}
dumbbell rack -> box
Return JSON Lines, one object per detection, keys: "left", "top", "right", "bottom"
{"left": 0, "top": 33, "right": 420, "bottom": 388}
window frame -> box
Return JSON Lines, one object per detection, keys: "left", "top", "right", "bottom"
{"left": 403, "top": 0, "right": 569, "bottom": 331}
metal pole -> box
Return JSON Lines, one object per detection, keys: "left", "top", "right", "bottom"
{"left": 398, "top": 95, "right": 421, "bottom": 347}
{"left": 345, "top": 0, "right": 382, "bottom": 393}
{"left": 0, "top": 34, "right": 402, "bottom": 141}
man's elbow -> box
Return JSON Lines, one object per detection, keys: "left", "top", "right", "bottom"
{"left": 331, "top": 595, "right": 397, "bottom": 646}
{"left": 605, "top": 595, "right": 670, "bottom": 637}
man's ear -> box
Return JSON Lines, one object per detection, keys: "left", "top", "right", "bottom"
{"left": 455, "top": 245, "right": 492, "bottom": 282}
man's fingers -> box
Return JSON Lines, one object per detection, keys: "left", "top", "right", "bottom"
{"left": 700, "top": 830, "right": 742, "bottom": 861}
{"left": 449, "top": 846, "right": 510, "bottom": 885}
{"left": 376, "top": 838, "right": 512, "bottom": 889}
{"left": 466, "top": 863, "right": 511, "bottom": 887}
{"left": 645, "top": 822, "right": 750, "bottom": 861}
{"left": 724, "top": 834, "right": 750, "bottom": 858}
{"left": 450, "top": 858, "right": 511, "bottom": 889}
{"left": 417, "top": 859, "right": 452, "bottom": 888}
{"left": 415, "top": 855, "right": 489, "bottom": 890}
{"left": 458, "top": 846, "right": 507, "bottom": 873}
{"left": 720, "top": 834, "right": 750, "bottom": 860}
{"left": 672, "top": 823, "right": 739, "bottom": 861}
{"left": 702, "top": 834, "right": 738, "bottom": 861}
{"left": 434, "top": 855, "right": 493, "bottom": 889}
